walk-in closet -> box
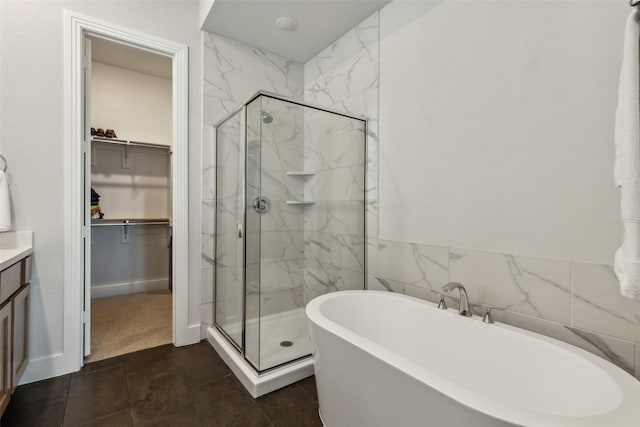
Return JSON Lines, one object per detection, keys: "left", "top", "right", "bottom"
{"left": 87, "top": 37, "right": 173, "bottom": 362}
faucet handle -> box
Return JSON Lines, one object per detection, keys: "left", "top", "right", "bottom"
{"left": 482, "top": 307, "right": 495, "bottom": 324}
{"left": 436, "top": 294, "right": 448, "bottom": 310}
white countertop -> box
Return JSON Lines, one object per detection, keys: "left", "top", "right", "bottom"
{"left": 0, "top": 231, "right": 33, "bottom": 271}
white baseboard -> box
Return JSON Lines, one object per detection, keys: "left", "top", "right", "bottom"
{"left": 174, "top": 323, "right": 201, "bottom": 347}
{"left": 19, "top": 353, "right": 72, "bottom": 385}
{"left": 200, "top": 322, "right": 212, "bottom": 340}
{"left": 91, "top": 278, "right": 169, "bottom": 299}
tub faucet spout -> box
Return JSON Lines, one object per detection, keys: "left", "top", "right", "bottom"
{"left": 441, "top": 282, "right": 472, "bottom": 317}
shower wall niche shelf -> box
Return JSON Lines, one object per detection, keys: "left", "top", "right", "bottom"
{"left": 285, "top": 201, "right": 315, "bottom": 205}
{"left": 286, "top": 171, "right": 316, "bottom": 176}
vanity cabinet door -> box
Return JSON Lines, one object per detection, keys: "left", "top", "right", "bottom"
{"left": 0, "top": 261, "right": 21, "bottom": 304}
{"left": 0, "top": 301, "right": 12, "bottom": 414}
{"left": 12, "top": 284, "right": 29, "bottom": 390}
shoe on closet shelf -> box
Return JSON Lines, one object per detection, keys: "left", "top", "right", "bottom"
{"left": 91, "top": 127, "right": 97, "bottom": 136}
{"left": 96, "top": 128, "right": 105, "bottom": 137}
{"left": 105, "top": 129, "right": 117, "bottom": 138}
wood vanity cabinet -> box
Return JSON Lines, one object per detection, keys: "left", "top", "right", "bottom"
{"left": 0, "top": 256, "right": 31, "bottom": 415}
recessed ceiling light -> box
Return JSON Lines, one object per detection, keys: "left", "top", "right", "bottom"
{"left": 275, "top": 17, "right": 298, "bottom": 32}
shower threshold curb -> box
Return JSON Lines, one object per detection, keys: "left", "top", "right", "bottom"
{"left": 207, "top": 327, "right": 314, "bottom": 398}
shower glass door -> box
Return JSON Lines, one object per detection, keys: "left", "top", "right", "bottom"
{"left": 214, "top": 108, "right": 245, "bottom": 349}
{"left": 251, "top": 96, "right": 309, "bottom": 371}
{"left": 244, "top": 97, "right": 262, "bottom": 367}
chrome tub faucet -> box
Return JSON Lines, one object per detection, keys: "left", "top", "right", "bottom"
{"left": 441, "top": 282, "right": 472, "bottom": 317}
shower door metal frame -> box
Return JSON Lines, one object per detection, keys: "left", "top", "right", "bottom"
{"left": 214, "top": 91, "right": 368, "bottom": 374}
{"left": 213, "top": 105, "right": 248, "bottom": 356}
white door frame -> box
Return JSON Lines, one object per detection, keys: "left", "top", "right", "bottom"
{"left": 63, "top": 10, "right": 192, "bottom": 372}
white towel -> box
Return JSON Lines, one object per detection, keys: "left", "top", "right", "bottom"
{"left": 0, "top": 170, "right": 11, "bottom": 232}
{"left": 614, "top": 10, "right": 640, "bottom": 300}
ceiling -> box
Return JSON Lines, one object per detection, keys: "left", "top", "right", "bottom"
{"left": 201, "top": 0, "right": 392, "bottom": 63}
{"left": 88, "top": 36, "right": 172, "bottom": 79}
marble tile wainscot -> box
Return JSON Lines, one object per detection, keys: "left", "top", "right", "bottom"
{"left": 371, "top": 238, "right": 640, "bottom": 379}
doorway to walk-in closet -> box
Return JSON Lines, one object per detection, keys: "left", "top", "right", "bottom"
{"left": 85, "top": 36, "right": 173, "bottom": 363}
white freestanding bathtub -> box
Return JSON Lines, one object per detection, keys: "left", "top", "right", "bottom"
{"left": 306, "top": 291, "right": 640, "bottom": 427}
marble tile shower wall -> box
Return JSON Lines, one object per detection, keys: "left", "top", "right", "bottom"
{"left": 370, "top": 239, "right": 640, "bottom": 379}
{"left": 201, "top": 32, "right": 304, "bottom": 336}
{"left": 302, "top": 110, "right": 366, "bottom": 303}
{"left": 303, "top": 11, "right": 380, "bottom": 302}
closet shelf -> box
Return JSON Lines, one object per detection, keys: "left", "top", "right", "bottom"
{"left": 286, "top": 171, "right": 316, "bottom": 176}
{"left": 92, "top": 137, "right": 171, "bottom": 151}
{"left": 91, "top": 218, "right": 170, "bottom": 227}
{"left": 285, "top": 201, "right": 315, "bottom": 206}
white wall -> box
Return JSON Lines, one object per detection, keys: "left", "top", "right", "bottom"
{"left": 0, "top": 0, "right": 202, "bottom": 383}
{"left": 91, "top": 62, "right": 172, "bottom": 146}
{"left": 379, "top": 0, "right": 628, "bottom": 264}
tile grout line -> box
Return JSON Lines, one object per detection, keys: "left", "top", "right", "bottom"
{"left": 171, "top": 346, "right": 207, "bottom": 427}
{"left": 61, "top": 373, "right": 72, "bottom": 426}
{"left": 258, "top": 404, "right": 277, "bottom": 427}
{"left": 570, "top": 260, "right": 574, "bottom": 327}
{"left": 123, "top": 359, "right": 135, "bottom": 427}
{"left": 295, "top": 381, "right": 317, "bottom": 403}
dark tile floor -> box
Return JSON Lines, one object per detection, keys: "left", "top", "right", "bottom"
{"left": 1, "top": 342, "right": 322, "bottom": 427}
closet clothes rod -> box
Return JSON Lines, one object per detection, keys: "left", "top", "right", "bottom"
{"left": 91, "top": 220, "right": 170, "bottom": 227}
{"left": 91, "top": 137, "right": 171, "bottom": 151}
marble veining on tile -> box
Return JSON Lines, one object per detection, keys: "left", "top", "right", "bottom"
{"left": 573, "top": 262, "right": 640, "bottom": 343}
{"left": 449, "top": 248, "right": 571, "bottom": 324}
{"left": 303, "top": 261, "right": 364, "bottom": 304}
{"left": 204, "top": 32, "right": 303, "bottom": 126}
{"left": 368, "top": 275, "right": 441, "bottom": 305}
{"left": 260, "top": 231, "right": 305, "bottom": 262}
{"left": 305, "top": 231, "right": 365, "bottom": 273}
{"left": 377, "top": 240, "right": 448, "bottom": 292}
{"left": 303, "top": 201, "right": 365, "bottom": 237}
{"left": 566, "top": 327, "right": 635, "bottom": 375}
{"left": 303, "top": 11, "right": 379, "bottom": 306}
{"left": 636, "top": 344, "right": 640, "bottom": 381}
{"left": 201, "top": 268, "right": 214, "bottom": 304}
{"left": 201, "top": 234, "right": 214, "bottom": 269}
{"left": 305, "top": 12, "right": 379, "bottom": 105}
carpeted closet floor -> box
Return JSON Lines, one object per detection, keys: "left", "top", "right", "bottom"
{"left": 87, "top": 290, "right": 172, "bottom": 363}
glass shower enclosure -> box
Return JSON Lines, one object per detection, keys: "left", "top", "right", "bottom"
{"left": 215, "top": 92, "right": 366, "bottom": 372}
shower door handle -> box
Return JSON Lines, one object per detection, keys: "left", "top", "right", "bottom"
{"left": 238, "top": 224, "right": 243, "bottom": 239}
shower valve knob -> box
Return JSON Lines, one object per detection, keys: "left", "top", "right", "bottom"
{"left": 252, "top": 196, "right": 271, "bottom": 213}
